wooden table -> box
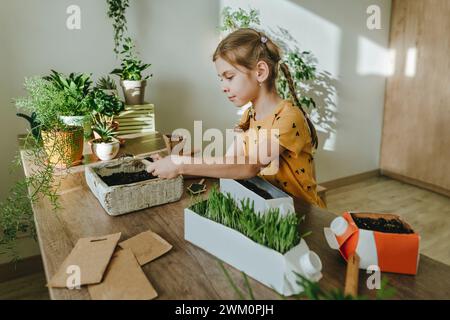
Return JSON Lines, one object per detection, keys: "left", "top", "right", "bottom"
{"left": 21, "top": 135, "right": 450, "bottom": 300}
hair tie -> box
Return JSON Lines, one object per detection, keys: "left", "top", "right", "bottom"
{"left": 260, "top": 36, "right": 268, "bottom": 44}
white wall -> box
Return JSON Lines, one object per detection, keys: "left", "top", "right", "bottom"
{"left": 222, "top": 0, "right": 392, "bottom": 183}
{"left": 0, "top": 0, "right": 392, "bottom": 203}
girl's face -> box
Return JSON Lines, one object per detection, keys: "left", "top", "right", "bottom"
{"left": 214, "top": 57, "right": 259, "bottom": 107}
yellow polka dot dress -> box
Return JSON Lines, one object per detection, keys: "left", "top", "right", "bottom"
{"left": 239, "top": 99, "right": 326, "bottom": 209}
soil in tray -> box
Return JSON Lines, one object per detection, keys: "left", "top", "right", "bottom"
{"left": 236, "top": 180, "right": 273, "bottom": 200}
{"left": 100, "top": 171, "right": 157, "bottom": 186}
{"left": 351, "top": 214, "right": 414, "bottom": 234}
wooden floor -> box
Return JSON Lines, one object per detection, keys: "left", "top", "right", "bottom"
{"left": 326, "top": 175, "right": 450, "bottom": 266}
{"left": 1, "top": 175, "right": 449, "bottom": 299}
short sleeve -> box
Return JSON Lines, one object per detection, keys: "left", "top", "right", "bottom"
{"left": 235, "top": 107, "right": 252, "bottom": 131}
{"left": 271, "top": 109, "right": 310, "bottom": 156}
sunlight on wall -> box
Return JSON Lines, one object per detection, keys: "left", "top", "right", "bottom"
{"left": 221, "top": 0, "right": 341, "bottom": 151}
{"left": 357, "top": 36, "right": 396, "bottom": 76}
{"left": 405, "top": 47, "right": 417, "bottom": 77}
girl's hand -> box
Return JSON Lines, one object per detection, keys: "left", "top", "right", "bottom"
{"left": 145, "top": 155, "right": 182, "bottom": 179}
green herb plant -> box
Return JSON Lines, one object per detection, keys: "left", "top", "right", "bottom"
{"left": 111, "top": 37, "right": 152, "bottom": 81}
{"left": 106, "top": 0, "right": 130, "bottom": 55}
{"left": 2, "top": 76, "right": 87, "bottom": 261}
{"left": 190, "top": 185, "right": 302, "bottom": 254}
{"left": 220, "top": 261, "right": 396, "bottom": 300}
{"left": 96, "top": 76, "right": 117, "bottom": 90}
{"left": 43, "top": 70, "right": 93, "bottom": 117}
{"left": 86, "top": 87, "right": 124, "bottom": 126}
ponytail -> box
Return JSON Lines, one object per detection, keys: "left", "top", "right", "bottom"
{"left": 279, "top": 62, "right": 319, "bottom": 149}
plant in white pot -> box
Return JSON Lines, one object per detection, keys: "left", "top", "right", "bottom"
{"left": 86, "top": 87, "right": 125, "bottom": 144}
{"left": 111, "top": 37, "right": 152, "bottom": 105}
{"left": 91, "top": 122, "right": 120, "bottom": 161}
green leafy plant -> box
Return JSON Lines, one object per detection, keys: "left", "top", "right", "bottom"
{"left": 106, "top": 0, "right": 130, "bottom": 55}
{"left": 220, "top": 7, "right": 260, "bottom": 31}
{"left": 86, "top": 87, "right": 124, "bottom": 125}
{"left": 16, "top": 112, "right": 41, "bottom": 140}
{"left": 190, "top": 185, "right": 302, "bottom": 254}
{"left": 92, "top": 121, "right": 117, "bottom": 143}
{"left": 220, "top": 7, "right": 317, "bottom": 111}
{"left": 43, "top": 70, "right": 93, "bottom": 116}
{"left": 219, "top": 261, "right": 396, "bottom": 300}
{"left": 14, "top": 77, "right": 65, "bottom": 130}
{"left": 292, "top": 272, "right": 396, "bottom": 300}
{"left": 3, "top": 74, "right": 93, "bottom": 261}
{"left": 96, "top": 76, "right": 117, "bottom": 90}
{"left": 111, "top": 37, "right": 152, "bottom": 81}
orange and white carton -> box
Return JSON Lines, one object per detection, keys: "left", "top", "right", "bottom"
{"left": 324, "top": 212, "right": 420, "bottom": 275}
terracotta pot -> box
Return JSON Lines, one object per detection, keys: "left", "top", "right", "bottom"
{"left": 41, "top": 127, "right": 84, "bottom": 168}
{"left": 121, "top": 80, "right": 146, "bottom": 105}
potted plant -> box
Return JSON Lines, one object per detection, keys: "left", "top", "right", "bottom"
{"left": 96, "top": 76, "right": 119, "bottom": 97}
{"left": 90, "top": 122, "right": 120, "bottom": 161}
{"left": 15, "top": 77, "right": 84, "bottom": 168}
{"left": 85, "top": 87, "right": 125, "bottom": 141}
{"left": 43, "top": 70, "right": 93, "bottom": 128}
{"left": 185, "top": 186, "right": 322, "bottom": 296}
{"left": 111, "top": 37, "right": 152, "bottom": 105}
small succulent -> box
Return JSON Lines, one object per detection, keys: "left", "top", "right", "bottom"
{"left": 96, "top": 76, "right": 117, "bottom": 90}
{"left": 93, "top": 122, "right": 117, "bottom": 143}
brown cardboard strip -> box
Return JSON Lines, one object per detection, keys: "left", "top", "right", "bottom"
{"left": 48, "top": 233, "right": 121, "bottom": 288}
{"left": 119, "top": 230, "right": 172, "bottom": 266}
{"left": 87, "top": 248, "right": 158, "bottom": 300}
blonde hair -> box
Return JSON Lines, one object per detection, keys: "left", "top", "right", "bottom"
{"left": 213, "top": 28, "right": 318, "bottom": 149}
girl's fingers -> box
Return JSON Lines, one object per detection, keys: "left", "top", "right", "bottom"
{"left": 151, "top": 153, "right": 162, "bottom": 161}
{"left": 145, "top": 163, "right": 155, "bottom": 173}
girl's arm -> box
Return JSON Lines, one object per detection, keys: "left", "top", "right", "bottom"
{"left": 177, "top": 155, "right": 262, "bottom": 180}
{"left": 146, "top": 134, "right": 286, "bottom": 180}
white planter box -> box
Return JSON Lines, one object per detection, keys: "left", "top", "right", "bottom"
{"left": 220, "top": 177, "right": 295, "bottom": 216}
{"left": 86, "top": 158, "right": 183, "bottom": 216}
{"left": 184, "top": 206, "right": 322, "bottom": 296}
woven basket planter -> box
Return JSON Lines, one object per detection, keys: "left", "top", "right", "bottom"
{"left": 85, "top": 158, "right": 183, "bottom": 216}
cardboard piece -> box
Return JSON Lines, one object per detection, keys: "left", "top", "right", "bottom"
{"left": 324, "top": 212, "right": 420, "bottom": 275}
{"left": 48, "top": 233, "right": 121, "bottom": 288}
{"left": 119, "top": 230, "right": 172, "bottom": 266}
{"left": 184, "top": 205, "right": 322, "bottom": 296}
{"left": 88, "top": 249, "right": 158, "bottom": 300}
{"left": 220, "top": 178, "right": 295, "bottom": 216}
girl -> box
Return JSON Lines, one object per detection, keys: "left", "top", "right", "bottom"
{"left": 146, "top": 28, "right": 325, "bottom": 208}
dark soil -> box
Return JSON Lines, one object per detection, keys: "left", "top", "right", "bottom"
{"left": 351, "top": 214, "right": 414, "bottom": 234}
{"left": 237, "top": 180, "right": 273, "bottom": 200}
{"left": 100, "top": 170, "right": 157, "bottom": 186}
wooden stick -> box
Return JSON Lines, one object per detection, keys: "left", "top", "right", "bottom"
{"left": 199, "top": 179, "right": 205, "bottom": 185}
{"left": 344, "top": 253, "right": 360, "bottom": 297}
